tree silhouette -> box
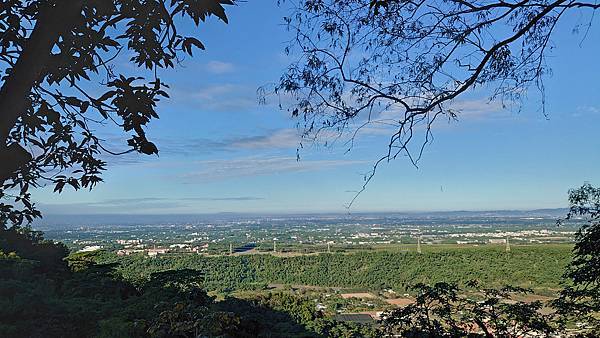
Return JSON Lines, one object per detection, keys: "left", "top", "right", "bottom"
{"left": 275, "top": 0, "right": 599, "bottom": 201}
{"left": 0, "top": 0, "right": 234, "bottom": 226}
{"left": 381, "top": 282, "right": 556, "bottom": 337}
{"left": 554, "top": 184, "right": 600, "bottom": 333}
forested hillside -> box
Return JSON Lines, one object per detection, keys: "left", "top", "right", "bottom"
{"left": 97, "top": 245, "right": 571, "bottom": 293}
{"left": 0, "top": 228, "right": 376, "bottom": 337}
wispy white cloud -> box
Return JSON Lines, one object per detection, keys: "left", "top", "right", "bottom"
{"left": 229, "top": 129, "right": 301, "bottom": 150}
{"left": 155, "top": 128, "right": 301, "bottom": 157}
{"left": 97, "top": 129, "right": 303, "bottom": 165}
{"left": 191, "top": 84, "right": 237, "bottom": 100}
{"left": 347, "top": 98, "right": 508, "bottom": 138}
{"left": 182, "top": 156, "right": 366, "bottom": 181}
{"left": 99, "top": 97, "right": 506, "bottom": 169}
{"left": 373, "top": 98, "right": 504, "bottom": 122}
{"left": 181, "top": 196, "right": 264, "bottom": 201}
{"left": 448, "top": 98, "right": 505, "bottom": 119}
{"left": 94, "top": 196, "right": 264, "bottom": 206}
{"left": 172, "top": 83, "right": 257, "bottom": 112}
{"left": 205, "top": 60, "right": 235, "bottom": 74}
{"left": 38, "top": 196, "right": 265, "bottom": 214}
{"left": 573, "top": 105, "right": 600, "bottom": 117}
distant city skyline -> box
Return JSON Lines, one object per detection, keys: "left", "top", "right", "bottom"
{"left": 31, "top": 2, "right": 600, "bottom": 215}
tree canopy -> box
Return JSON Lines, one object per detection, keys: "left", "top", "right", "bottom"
{"left": 276, "top": 0, "right": 599, "bottom": 195}
{"left": 554, "top": 183, "right": 600, "bottom": 332}
{"left": 0, "top": 0, "right": 234, "bottom": 226}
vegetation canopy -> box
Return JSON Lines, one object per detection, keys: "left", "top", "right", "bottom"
{"left": 554, "top": 184, "right": 600, "bottom": 333}
{"left": 0, "top": 0, "right": 234, "bottom": 226}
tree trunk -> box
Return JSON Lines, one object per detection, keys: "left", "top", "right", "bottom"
{"left": 0, "top": 0, "right": 83, "bottom": 184}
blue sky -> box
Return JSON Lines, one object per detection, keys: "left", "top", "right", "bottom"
{"left": 32, "top": 2, "right": 600, "bottom": 215}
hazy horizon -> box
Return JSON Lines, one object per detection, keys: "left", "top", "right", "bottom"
{"left": 32, "top": 208, "right": 570, "bottom": 228}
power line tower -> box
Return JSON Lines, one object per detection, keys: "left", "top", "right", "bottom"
{"left": 327, "top": 242, "right": 331, "bottom": 253}
{"left": 505, "top": 236, "right": 511, "bottom": 252}
{"left": 229, "top": 242, "right": 233, "bottom": 255}
{"left": 273, "top": 240, "right": 277, "bottom": 253}
{"left": 417, "top": 235, "right": 422, "bottom": 254}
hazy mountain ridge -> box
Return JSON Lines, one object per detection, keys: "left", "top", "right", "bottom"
{"left": 33, "top": 208, "right": 569, "bottom": 229}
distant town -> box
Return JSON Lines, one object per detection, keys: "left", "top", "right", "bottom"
{"left": 35, "top": 210, "right": 580, "bottom": 257}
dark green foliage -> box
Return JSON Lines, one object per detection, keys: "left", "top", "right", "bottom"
{"left": 215, "top": 296, "right": 320, "bottom": 337}
{"left": 0, "top": 228, "right": 371, "bottom": 337}
{"left": 248, "top": 293, "right": 379, "bottom": 338}
{"left": 0, "top": 223, "right": 596, "bottom": 337}
{"left": 0, "top": 227, "right": 68, "bottom": 272}
{"left": 97, "top": 245, "right": 571, "bottom": 293}
{"left": 554, "top": 184, "right": 600, "bottom": 335}
{"left": 375, "top": 184, "right": 600, "bottom": 337}
{"left": 0, "top": 0, "right": 235, "bottom": 226}
{"left": 381, "top": 282, "right": 556, "bottom": 337}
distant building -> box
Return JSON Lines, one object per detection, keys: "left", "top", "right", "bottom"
{"left": 116, "top": 239, "right": 142, "bottom": 245}
{"left": 169, "top": 243, "right": 189, "bottom": 249}
{"left": 116, "top": 249, "right": 143, "bottom": 256}
{"left": 78, "top": 245, "right": 102, "bottom": 253}
{"left": 334, "top": 314, "right": 374, "bottom": 324}
{"left": 340, "top": 293, "right": 376, "bottom": 299}
{"left": 147, "top": 248, "right": 168, "bottom": 257}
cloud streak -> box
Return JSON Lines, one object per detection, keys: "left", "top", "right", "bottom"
{"left": 182, "top": 156, "right": 366, "bottom": 181}
{"left": 37, "top": 196, "right": 265, "bottom": 214}
{"left": 157, "top": 129, "right": 301, "bottom": 156}
{"left": 93, "top": 196, "right": 265, "bottom": 206}
{"left": 205, "top": 61, "right": 235, "bottom": 74}
{"left": 180, "top": 196, "right": 265, "bottom": 201}
{"left": 94, "top": 128, "right": 303, "bottom": 167}
{"left": 171, "top": 83, "right": 258, "bottom": 112}
{"left": 346, "top": 97, "right": 508, "bottom": 138}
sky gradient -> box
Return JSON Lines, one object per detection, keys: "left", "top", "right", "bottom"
{"left": 32, "top": 2, "right": 600, "bottom": 215}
